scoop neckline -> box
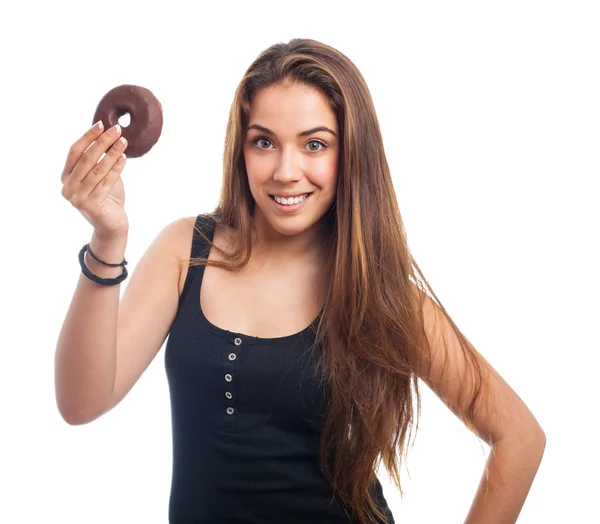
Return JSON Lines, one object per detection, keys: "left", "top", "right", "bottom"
{"left": 196, "top": 298, "right": 323, "bottom": 345}
{"left": 194, "top": 215, "right": 324, "bottom": 345}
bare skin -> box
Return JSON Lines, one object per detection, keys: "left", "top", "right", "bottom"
{"left": 179, "top": 221, "right": 327, "bottom": 339}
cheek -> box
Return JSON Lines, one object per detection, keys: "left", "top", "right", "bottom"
{"left": 308, "top": 155, "right": 338, "bottom": 187}
{"left": 244, "top": 151, "right": 272, "bottom": 179}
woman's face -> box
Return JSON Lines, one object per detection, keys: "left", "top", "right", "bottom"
{"left": 243, "top": 82, "right": 339, "bottom": 237}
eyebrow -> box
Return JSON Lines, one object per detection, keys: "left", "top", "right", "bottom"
{"left": 246, "top": 124, "right": 338, "bottom": 138}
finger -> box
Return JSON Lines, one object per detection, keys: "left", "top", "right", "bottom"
{"left": 61, "top": 121, "right": 104, "bottom": 182}
{"left": 67, "top": 124, "right": 123, "bottom": 187}
{"left": 62, "top": 125, "right": 124, "bottom": 197}
{"left": 86, "top": 153, "right": 127, "bottom": 204}
{"left": 62, "top": 134, "right": 127, "bottom": 202}
{"left": 77, "top": 136, "right": 128, "bottom": 196}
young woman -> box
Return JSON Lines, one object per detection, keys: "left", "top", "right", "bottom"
{"left": 55, "top": 38, "right": 546, "bottom": 524}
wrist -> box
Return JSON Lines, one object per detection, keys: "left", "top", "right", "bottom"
{"left": 87, "top": 233, "right": 128, "bottom": 277}
{"left": 92, "top": 228, "right": 129, "bottom": 244}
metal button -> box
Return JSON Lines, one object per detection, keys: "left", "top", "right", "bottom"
{"left": 228, "top": 353, "right": 237, "bottom": 361}
{"left": 234, "top": 337, "right": 242, "bottom": 346}
{"left": 225, "top": 374, "right": 232, "bottom": 382}
{"left": 225, "top": 392, "right": 232, "bottom": 399}
{"left": 226, "top": 407, "right": 235, "bottom": 415}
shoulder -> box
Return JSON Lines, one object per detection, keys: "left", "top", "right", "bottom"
{"left": 149, "top": 215, "right": 201, "bottom": 296}
{"left": 162, "top": 214, "right": 237, "bottom": 294}
{"left": 157, "top": 215, "right": 198, "bottom": 256}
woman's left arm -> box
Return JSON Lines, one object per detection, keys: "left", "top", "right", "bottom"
{"left": 413, "top": 285, "right": 546, "bottom": 523}
{"left": 464, "top": 430, "right": 545, "bottom": 524}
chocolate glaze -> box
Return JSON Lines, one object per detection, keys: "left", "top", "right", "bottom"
{"left": 92, "top": 84, "right": 163, "bottom": 158}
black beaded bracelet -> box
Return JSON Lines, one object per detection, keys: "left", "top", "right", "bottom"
{"left": 79, "top": 244, "right": 128, "bottom": 286}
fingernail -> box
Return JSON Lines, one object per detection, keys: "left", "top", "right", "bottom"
{"left": 93, "top": 120, "right": 103, "bottom": 132}
{"left": 113, "top": 124, "right": 121, "bottom": 135}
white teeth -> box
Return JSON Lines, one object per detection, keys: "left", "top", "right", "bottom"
{"left": 273, "top": 193, "right": 310, "bottom": 205}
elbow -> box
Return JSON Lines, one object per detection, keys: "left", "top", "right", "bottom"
{"left": 494, "top": 422, "right": 546, "bottom": 450}
{"left": 57, "top": 403, "right": 89, "bottom": 426}
{"left": 537, "top": 427, "right": 547, "bottom": 450}
{"left": 59, "top": 409, "right": 102, "bottom": 426}
{"left": 528, "top": 420, "right": 546, "bottom": 448}
{"left": 55, "top": 393, "right": 85, "bottom": 425}
{"left": 55, "top": 385, "right": 113, "bottom": 426}
{"left": 56, "top": 401, "right": 106, "bottom": 426}
{"left": 58, "top": 409, "right": 85, "bottom": 426}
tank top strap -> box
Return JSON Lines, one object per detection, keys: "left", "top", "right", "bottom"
{"left": 178, "top": 213, "right": 216, "bottom": 309}
{"left": 190, "top": 213, "right": 216, "bottom": 260}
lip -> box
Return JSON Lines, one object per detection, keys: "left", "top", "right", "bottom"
{"left": 269, "top": 193, "right": 312, "bottom": 213}
{"left": 269, "top": 191, "right": 313, "bottom": 198}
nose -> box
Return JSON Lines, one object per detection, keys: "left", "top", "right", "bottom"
{"left": 272, "top": 147, "right": 301, "bottom": 183}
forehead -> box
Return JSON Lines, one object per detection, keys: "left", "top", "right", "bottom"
{"left": 248, "top": 83, "right": 337, "bottom": 130}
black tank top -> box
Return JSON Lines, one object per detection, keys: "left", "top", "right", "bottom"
{"left": 164, "top": 213, "right": 394, "bottom": 523}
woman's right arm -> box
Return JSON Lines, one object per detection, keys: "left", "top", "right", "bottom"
{"left": 54, "top": 120, "right": 194, "bottom": 425}
{"left": 55, "top": 232, "right": 128, "bottom": 424}
{"left": 54, "top": 218, "right": 192, "bottom": 425}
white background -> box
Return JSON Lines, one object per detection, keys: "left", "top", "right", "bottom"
{"left": 1, "top": 1, "right": 598, "bottom": 522}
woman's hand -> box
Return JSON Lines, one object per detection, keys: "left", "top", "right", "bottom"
{"left": 61, "top": 121, "right": 130, "bottom": 240}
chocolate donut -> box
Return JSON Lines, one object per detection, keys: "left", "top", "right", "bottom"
{"left": 92, "top": 84, "right": 163, "bottom": 158}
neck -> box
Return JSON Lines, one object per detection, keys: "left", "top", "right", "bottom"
{"left": 250, "top": 210, "right": 327, "bottom": 268}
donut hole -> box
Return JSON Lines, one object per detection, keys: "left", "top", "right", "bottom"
{"left": 117, "top": 112, "right": 131, "bottom": 128}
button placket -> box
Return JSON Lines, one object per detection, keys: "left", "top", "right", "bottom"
{"left": 224, "top": 336, "right": 241, "bottom": 418}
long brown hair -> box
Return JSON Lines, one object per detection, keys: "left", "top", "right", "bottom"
{"left": 185, "top": 38, "right": 492, "bottom": 524}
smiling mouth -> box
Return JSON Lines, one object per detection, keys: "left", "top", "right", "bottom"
{"left": 269, "top": 192, "right": 313, "bottom": 201}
